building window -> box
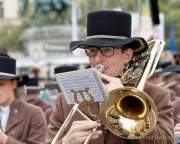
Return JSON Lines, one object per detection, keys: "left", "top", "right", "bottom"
{"left": 0, "top": 1, "right": 4, "bottom": 18}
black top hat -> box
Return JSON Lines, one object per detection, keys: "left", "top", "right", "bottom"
{"left": 157, "top": 61, "right": 172, "bottom": 69}
{"left": 151, "top": 68, "right": 164, "bottom": 77}
{"left": 0, "top": 48, "right": 29, "bottom": 86}
{"left": 44, "top": 82, "right": 59, "bottom": 90}
{"left": 26, "top": 77, "right": 39, "bottom": 86}
{"left": 164, "top": 65, "right": 180, "bottom": 74}
{"left": 70, "top": 10, "right": 148, "bottom": 55}
{"left": 0, "top": 51, "right": 16, "bottom": 80}
{"left": 25, "top": 77, "right": 42, "bottom": 93}
{"left": 54, "top": 65, "right": 78, "bottom": 74}
{"left": 26, "top": 86, "right": 43, "bottom": 93}
{"left": 0, "top": 49, "right": 29, "bottom": 86}
{"left": 17, "top": 74, "right": 29, "bottom": 87}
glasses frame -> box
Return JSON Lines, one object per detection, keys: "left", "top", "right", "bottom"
{"left": 84, "top": 46, "right": 117, "bottom": 57}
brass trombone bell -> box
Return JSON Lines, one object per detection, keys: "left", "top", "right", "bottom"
{"left": 114, "top": 88, "right": 150, "bottom": 120}
{"left": 99, "top": 87, "right": 157, "bottom": 139}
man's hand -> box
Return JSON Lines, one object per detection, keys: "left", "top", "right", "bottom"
{"left": 0, "top": 130, "right": 8, "bottom": 144}
{"left": 99, "top": 73, "right": 124, "bottom": 93}
{"left": 62, "top": 120, "right": 102, "bottom": 144}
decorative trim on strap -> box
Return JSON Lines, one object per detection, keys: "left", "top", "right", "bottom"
{"left": 86, "top": 35, "right": 128, "bottom": 39}
{"left": 133, "top": 39, "right": 145, "bottom": 53}
{"left": 0, "top": 72, "right": 16, "bottom": 77}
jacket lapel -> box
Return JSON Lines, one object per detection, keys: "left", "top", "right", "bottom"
{"left": 5, "top": 99, "right": 24, "bottom": 133}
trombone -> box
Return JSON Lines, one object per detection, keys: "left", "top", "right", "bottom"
{"left": 99, "top": 39, "right": 165, "bottom": 139}
{"left": 51, "top": 39, "right": 165, "bottom": 143}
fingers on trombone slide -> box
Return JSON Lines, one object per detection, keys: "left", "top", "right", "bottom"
{"left": 71, "top": 120, "right": 101, "bottom": 131}
{"left": 99, "top": 73, "right": 124, "bottom": 92}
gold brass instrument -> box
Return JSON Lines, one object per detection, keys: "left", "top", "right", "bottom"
{"left": 51, "top": 39, "right": 165, "bottom": 143}
{"left": 100, "top": 39, "right": 165, "bottom": 139}
{"left": 51, "top": 100, "right": 98, "bottom": 144}
{"left": 51, "top": 69, "right": 101, "bottom": 144}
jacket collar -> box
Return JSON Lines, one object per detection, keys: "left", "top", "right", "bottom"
{"left": 5, "top": 99, "right": 24, "bottom": 133}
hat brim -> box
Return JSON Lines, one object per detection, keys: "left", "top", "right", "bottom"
{"left": 164, "top": 65, "right": 180, "bottom": 74}
{"left": 0, "top": 74, "right": 29, "bottom": 87}
{"left": 45, "top": 82, "right": 59, "bottom": 90}
{"left": 70, "top": 37, "right": 148, "bottom": 55}
{"left": 26, "top": 86, "right": 43, "bottom": 93}
{"left": 0, "top": 75, "right": 16, "bottom": 80}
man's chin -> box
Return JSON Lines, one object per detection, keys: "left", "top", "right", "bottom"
{"left": 103, "top": 71, "right": 117, "bottom": 77}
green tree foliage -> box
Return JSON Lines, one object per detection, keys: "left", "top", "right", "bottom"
{"left": 0, "top": 23, "right": 27, "bottom": 51}
{"left": 0, "top": 0, "right": 72, "bottom": 51}
{"left": 1, "top": 0, "right": 180, "bottom": 51}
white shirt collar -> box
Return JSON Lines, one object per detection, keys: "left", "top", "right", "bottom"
{"left": 0, "top": 106, "right": 10, "bottom": 113}
{"left": 0, "top": 106, "right": 10, "bottom": 132}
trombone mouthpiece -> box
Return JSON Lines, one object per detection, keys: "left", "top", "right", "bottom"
{"left": 95, "top": 64, "right": 104, "bottom": 72}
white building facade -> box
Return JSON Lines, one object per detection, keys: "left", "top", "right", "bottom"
{"left": 0, "top": 0, "right": 21, "bottom": 26}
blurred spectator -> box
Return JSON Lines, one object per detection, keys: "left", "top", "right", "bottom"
{"left": 148, "top": 68, "right": 164, "bottom": 86}
{"left": 54, "top": 65, "right": 78, "bottom": 74}
{"left": 160, "top": 50, "right": 176, "bottom": 65}
{"left": 0, "top": 49, "right": 47, "bottom": 144}
{"left": 26, "top": 77, "right": 52, "bottom": 113}
{"left": 44, "top": 65, "right": 78, "bottom": 124}
{"left": 44, "top": 82, "right": 60, "bottom": 105}
{"left": 148, "top": 63, "right": 180, "bottom": 126}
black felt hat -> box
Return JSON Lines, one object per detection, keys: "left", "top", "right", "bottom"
{"left": 26, "top": 86, "right": 43, "bottom": 93}
{"left": 164, "top": 65, "right": 180, "bottom": 74}
{"left": 17, "top": 74, "right": 29, "bottom": 87}
{"left": 70, "top": 10, "right": 148, "bottom": 55}
{"left": 26, "top": 77, "right": 39, "bottom": 86}
{"left": 45, "top": 82, "right": 59, "bottom": 90}
{"left": 0, "top": 49, "right": 29, "bottom": 86}
{"left": 157, "top": 61, "right": 172, "bottom": 69}
{"left": 151, "top": 68, "right": 164, "bottom": 77}
{"left": 54, "top": 65, "right": 78, "bottom": 74}
{"left": 25, "top": 77, "right": 42, "bottom": 93}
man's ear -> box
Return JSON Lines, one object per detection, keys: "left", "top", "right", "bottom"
{"left": 12, "top": 79, "right": 17, "bottom": 90}
{"left": 123, "top": 48, "right": 133, "bottom": 64}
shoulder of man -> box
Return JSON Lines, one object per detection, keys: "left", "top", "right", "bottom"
{"left": 144, "top": 82, "right": 172, "bottom": 104}
{"left": 11, "top": 99, "right": 45, "bottom": 116}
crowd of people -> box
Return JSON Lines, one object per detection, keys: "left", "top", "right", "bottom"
{"left": 0, "top": 10, "right": 180, "bottom": 144}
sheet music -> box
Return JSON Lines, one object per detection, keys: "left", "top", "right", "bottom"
{"left": 55, "top": 68, "right": 106, "bottom": 104}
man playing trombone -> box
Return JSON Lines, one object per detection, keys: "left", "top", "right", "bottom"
{"left": 47, "top": 10, "right": 174, "bottom": 144}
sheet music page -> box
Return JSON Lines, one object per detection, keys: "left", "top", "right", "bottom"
{"left": 55, "top": 68, "right": 106, "bottom": 104}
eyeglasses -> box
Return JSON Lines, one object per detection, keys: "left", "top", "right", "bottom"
{"left": 84, "top": 46, "right": 116, "bottom": 57}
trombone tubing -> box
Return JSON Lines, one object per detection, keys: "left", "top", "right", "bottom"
{"left": 51, "top": 104, "right": 97, "bottom": 144}
{"left": 77, "top": 109, "right": 98, "bottom": 144}
{"left": 51, "top": 103, "right": 80, "bottom": 144}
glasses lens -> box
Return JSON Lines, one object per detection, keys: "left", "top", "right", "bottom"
{"left": 85, "top": 47, "right": 98, "bottom": 57}
{"left": 100, "top": 47, "right": 114, "bottom": 57}
{"left": 84, "top": 46, "right": 115, "bottom": 57}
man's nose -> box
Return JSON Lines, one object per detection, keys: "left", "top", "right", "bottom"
{"left": 94, "top": 51, "right": 104, "bottom": 63}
